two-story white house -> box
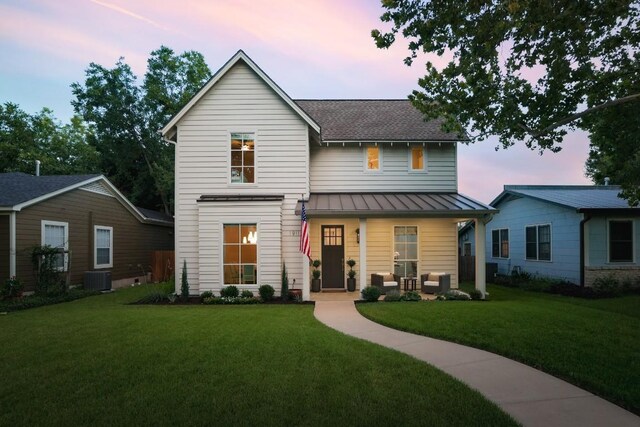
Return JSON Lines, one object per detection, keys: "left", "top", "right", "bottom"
{"left": 161, "top": 50, "right": 494, "bottom": 300}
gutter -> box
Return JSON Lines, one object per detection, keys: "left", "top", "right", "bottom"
{"left": 579, "top": 213, "right": 592, "bottom": 287}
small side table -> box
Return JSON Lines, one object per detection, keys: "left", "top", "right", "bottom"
{"left": 403, "top": 277, "right": 417, "bottom": 291}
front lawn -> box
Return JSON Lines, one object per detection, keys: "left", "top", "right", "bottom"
{"left": 0, "top": 284, "right": 516, "bottom": 426}
{"left": 357, "top": 284, "right": 640, "bottom": 414}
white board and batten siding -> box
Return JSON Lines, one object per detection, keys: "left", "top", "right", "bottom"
{"left": 310, "top": 143, "right": 457, "bottom": 193}
{"left": 175, "top": 61, "right": 309, "bottom": 292}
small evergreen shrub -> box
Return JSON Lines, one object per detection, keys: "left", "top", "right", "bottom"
{"left": 383, "top": 290, "right": 402, "bottom": 302}
{"left": 361, "top": 286, "right": 381, "bottom": 302}
{"left": 281, "top": 263, "right": 289, "bottom": 302}
{"left": 240, "top": 289, "right": 254, "bottom": 298}
{"left": 200, "top": 291, "right": 214, "bottom": 302}
{"left": 220, "top": 285, "right": 239, "bottom": 298}
{"left": 469, "top": 289, "right": 483, "bottom": 300}
{"left": 1, "top": 276, "right": 22, "bottom": 299}
{"left": 180, "top": 260, "right": 189, "bottom": 301}
{"left": 592, "top": 276, "right": 622, "bottom": 297}
{"left": 259, "top": 284, "right": 275, "bottom": 301}
{"left": 402, "top": 290, "right": 422, "bottom": 301}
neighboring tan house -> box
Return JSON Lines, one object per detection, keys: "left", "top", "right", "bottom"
{"left": 487, "top": 185, "right": 640, "bottom": 286}
{"left": 0, "top": 172, "right": 174, "bottom": 291}
{"left": 161, "top": 50, "right": 495, "bottom": 300}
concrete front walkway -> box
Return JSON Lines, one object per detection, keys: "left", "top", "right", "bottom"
{"left": 314, "top": 301, "right": 640, "bottom": 427}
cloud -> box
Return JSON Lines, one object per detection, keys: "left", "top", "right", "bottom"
{"left": 89, "top": 0, "right": 170, "bottom": 31}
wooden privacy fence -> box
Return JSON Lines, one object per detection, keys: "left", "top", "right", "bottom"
{"left": 459, "top": 255, "right": 475, "bottom": 282}
{"left": 151, "top": 250, "right": 175, "bottom": 282}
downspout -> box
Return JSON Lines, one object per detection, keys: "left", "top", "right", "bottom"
{"left": 9, "top": 211, "right": 16, "bottom": 278}
{"left": 579, "top": 213, "right": 592, "bottom": 287}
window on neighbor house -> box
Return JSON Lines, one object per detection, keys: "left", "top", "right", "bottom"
{"left": 94, "top": 226, "right": 113, "bottom": 269}
{"left": 230, "top": 133, "right": 255, "bottom": 183}
{"left": 463, "top": 242, "right": 471, "bottom": 257}
{"left": 394, "top": 226, "right": 418, "bottom": 278}
{"left": 525, "top": 224, "right": 551, "bottom": 261}
{"left": 366, "top": 146, "right": 380, "bottom": 171}
{"left": 410, "top": 147, "right": 425, "bottom": 171}
{"left": 609, "top": 220, "right": 633, "bottom": 262}
{"left": 41, "top": 220, "right": 68, "bottom": 271}
{"left": 223, "top": 224, "right": 257, "bottom": 285}
{"left": 491, "top": 228, "right": 509, "bottom": 258}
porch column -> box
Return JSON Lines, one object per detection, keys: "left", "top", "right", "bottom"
{"left": 359, "top": 218, "right": 367, "bottom": 293}
{"left": 9, "top": 212, "right": 16, "bottom": 277}
{"left": 302, "top": 252, "right": 310, "bottom": 301}
{"left": 474, "top": 217, "right": 486, "bottom": 297}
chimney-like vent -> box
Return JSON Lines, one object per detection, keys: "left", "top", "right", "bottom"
{"left": 35, "top": 160, "right": 41, "bottom": 177}
{"left": 604, "top": 177, "right": 610, "bottom": 186}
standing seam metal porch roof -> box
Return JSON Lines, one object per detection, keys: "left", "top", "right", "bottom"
{"left": 296, "top": 193, "right": 495, "bottom": 217}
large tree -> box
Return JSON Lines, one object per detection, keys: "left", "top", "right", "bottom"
{"left": 71, "top": 46, "right": 211, "bottom": 214}
{"left": 372, "top": 1, "right": 640, "bottom": 200}
{"left": 0, "top": 102, "right": 99, "bottom": 175}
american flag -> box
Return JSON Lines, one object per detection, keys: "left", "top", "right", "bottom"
{"left": 300, "top": 200, "right": 311, "bottom": 260}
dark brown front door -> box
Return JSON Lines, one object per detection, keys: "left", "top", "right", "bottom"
{"left": 321, "top": 225, "right": 344, "bottom": 288}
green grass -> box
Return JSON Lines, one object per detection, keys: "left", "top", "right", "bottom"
{"left": 357, "top": 284, "right": 640, "bottom": 414}
{"left": 0, "top": 284, "right": 516, "bottom": 426}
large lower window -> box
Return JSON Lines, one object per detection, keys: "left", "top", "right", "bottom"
{"left": 223, "top": 224, "right": 257, "bottom": 285}
{"left": 526, "top": 224, "right": 551, "bottom": 261}
{"left": 491, "top": 228, "right": 509, "bottom": 258}
{"left": 94, "top": 226, "right": 113, "bottom": 268}
{"left": 41, "top": 220, "right": 68, "bottom": 271}
{"left": 230, "top": 133, "right": 255, "bottom": 183}
{"left": 609, "top": 220, "right": 633, "bottom": 262}
{"left": 394, "top": 226, "right": 418, "bottom": 277}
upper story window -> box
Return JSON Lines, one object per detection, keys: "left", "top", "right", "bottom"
{"left": 41, "top": 220, "right": 68, "bottom": 271}
{"left": 365, "top": 146, "right": 380, "bottom": 171}
{"left": 410, "top": 147, "right": 426, "bottom": 171}
{"left": 609, "top": 220, "right": 633, "bottom": 262}
{"left": 491, "top": 228, "right": 509, "bottom": 258}
{"left": 526, "top": 224, "right": 551, "bottom": 261}
{"left": 230, "top": 133, "right": 255, "bottom": 183}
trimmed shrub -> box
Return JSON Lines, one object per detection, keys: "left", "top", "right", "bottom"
{"left": 469, "top": 289, "right": 483, "bottom": 300}
{"left": 402, "top": 290, "right": 422, "bottom": 301}
{"left": 203, "top": 296, "right": 262, "bottom": 305}
{"left": 220, "top": 285, "right": 239, "bottom": 298}
{"left": 240, "top": 289, "right": 254, "bottom": 298}
{"left": 0, "top": 288, "right": 100, "bottom": 312}
{"left": 384, "top": 290, "right": 402, "bottom": 302}
{"left": 281, "top": 263, "right": 289, "bottom": 302}
{"left": 200, "top": 291, "right": 214, "bottom": 302}
{"left": 592, "top": 276, "right": 622, "bottom": 297}
{"left": 1, "top": 276, "right": 22, "bottom": 299}
{"left": 444, "top": 289, "right": 471, "bottom": 301}
{"left": 361, "top": 286, "right": 381, "bottom": 302}
{"left": 180, "top": 260, "right": 189, "bottom": 301}
{"left": 259, "top": 284, "right": 275, "bottom": 301}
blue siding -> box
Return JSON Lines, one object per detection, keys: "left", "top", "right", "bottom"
{"left": 458, "top": 225, "right": 475, "bottom": 256}
{"left": 486, "top": 197, "right": 582, "bottom": 283}
{"left": 587, "top": 217, "right": 640, "bottom": 266}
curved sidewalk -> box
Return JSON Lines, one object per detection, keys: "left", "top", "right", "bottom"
{"left": 314, "top": 301, "right": 640, "bottom": 427}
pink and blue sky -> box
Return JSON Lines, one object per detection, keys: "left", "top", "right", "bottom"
{"left": 0, "top": 0, "right": 591, "bottom": 203}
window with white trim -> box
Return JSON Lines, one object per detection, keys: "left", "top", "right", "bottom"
{"left": 410, "top": 147, "right": 426, "bottom": 171}
{"left": 491, "top": 228, "right": 509, "bottom": 258}
{"left": 41, "top": 220, "right": 68, "bottom": 271}
{"left": 230, "top": 133, "right": 255, "bottom": 183}
{"left": 223, "top": 224, "right": 257, "bottom": 285}
{"left": 94, "top": 226, "right": 113, "bottom": 268}
{"left": 525, "top": 224, "right": 551, "bottom": 261}
{"left": 393, "top": 226, "right": 418, "bottom": 277}
{"left": 365, "top": 146, "right": 380, "bottom": 171}
{"left": 609, "top": 220, "right": 633, "bottom": 262}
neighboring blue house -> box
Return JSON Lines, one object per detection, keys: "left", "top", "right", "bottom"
{"left": 458, "top": 221, "right": 475, "bottom": 256}
{"left": 487, "top": 185, "right": 640, "bottom": 286}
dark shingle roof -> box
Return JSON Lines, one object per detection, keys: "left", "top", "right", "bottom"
{"left": 296, "top": 192, "right": 495, "bottom": 217}
{"left": 294, "top": 100, "right": 464, "bottom": 142}
{"left": 0, "top": 172, "right": 100, "bottom": 207}
{"left": 492, "top": 185, "right": 639, "bottom": 210}
{"left": 136, "top": 207, "right": 174, "bottom": 223}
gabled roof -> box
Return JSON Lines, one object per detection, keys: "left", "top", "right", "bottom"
{"left": 161, "top": 50, "right": 320, "bottom": 139}
{"left": 491, "top": 185, "right": 639, "bottom": 212}
{"left": 295, "top": 100, "right": 464, "bottom": 142}
{"left": 296, "top": 192, "right": 495, "bottom": 218}
{"left": 0, "top": 172, "right": 173, "bottom": 225}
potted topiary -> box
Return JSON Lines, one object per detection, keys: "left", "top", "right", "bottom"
{"left": 346, "top": 259, "right": 356, "bottom": 292}
{"left": 311, "top": 259, "right": 321, "bottom": 292}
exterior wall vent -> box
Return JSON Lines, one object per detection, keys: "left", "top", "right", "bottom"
{"left": 83, "top": 271, "right": 112, "bottom": 291}
{"left": 81, "top": 181, "right": 115, "bottom": 197}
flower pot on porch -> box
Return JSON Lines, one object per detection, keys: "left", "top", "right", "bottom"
{"left": 346, "top": 278, "right": 356, "bottom": 292}
{"left": 311, "top": 279, "right": 321, "bottom": 292}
